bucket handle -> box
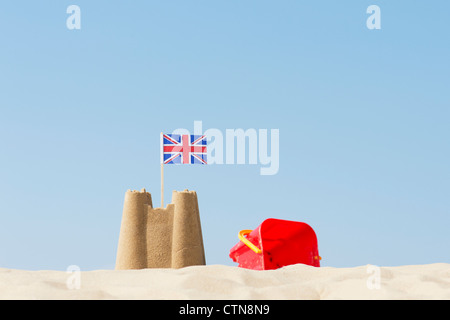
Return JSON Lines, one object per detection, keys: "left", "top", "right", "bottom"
{"left": 238, "top": 230, "right": 262, "bottom": 254}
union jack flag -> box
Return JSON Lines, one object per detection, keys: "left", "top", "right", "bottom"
{"left": 161, "top": 134, "right": 207, "bottom": 165}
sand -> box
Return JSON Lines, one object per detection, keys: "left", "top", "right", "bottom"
{"left": 0, "top": 263, "right": 449, "bottom": 300}
{"left": 115, "top": 189, "right": 205, "bottom": 270}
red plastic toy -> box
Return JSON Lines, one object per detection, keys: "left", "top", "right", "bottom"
{"left": 229, "top": 218, "right": 321, "bottom": 270}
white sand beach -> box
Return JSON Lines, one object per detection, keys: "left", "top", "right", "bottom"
{"left": 0, "top": 263, "right": 449, "bottom": 300}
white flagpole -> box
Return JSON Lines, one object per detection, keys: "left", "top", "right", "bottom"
{"left": 160, "top": 132, "right": 164, "bottom": 208}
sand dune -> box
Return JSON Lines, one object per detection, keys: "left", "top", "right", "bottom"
{"left": 0, "top": 263, "right": 449, "bottom": 300}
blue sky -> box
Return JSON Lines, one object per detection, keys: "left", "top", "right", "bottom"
{"left": 0, "top": 1, "right": 449, "bottom": 271}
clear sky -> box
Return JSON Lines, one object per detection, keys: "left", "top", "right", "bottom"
{"left": 0, "top": 1, "right": 449, "bottom": 271}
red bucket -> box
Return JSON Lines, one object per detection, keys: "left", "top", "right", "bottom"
{"left": 229, "top": 218, "right": 321, "bottom": 270}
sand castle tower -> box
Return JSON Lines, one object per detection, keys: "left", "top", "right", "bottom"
{"left": 115, "top": 189, "right": 206, "bottom": 270}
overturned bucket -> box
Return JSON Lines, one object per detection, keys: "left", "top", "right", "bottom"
{"left": 229, "top": 218, "right": 321, "bottom": 270}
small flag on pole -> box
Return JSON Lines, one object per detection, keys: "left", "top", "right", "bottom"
{"left": 161, "top": 134, "right": 207, "bottom": 165}
{"left": 160, "top": 133, "right": 207, "bottom": 208}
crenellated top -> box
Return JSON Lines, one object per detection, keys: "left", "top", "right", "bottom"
{"left": 115, "top": 188, "right": 205, "bottom": 270}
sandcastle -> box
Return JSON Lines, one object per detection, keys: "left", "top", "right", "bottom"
{"left": 115, "top": 188, "right": 206, "bottom": 270}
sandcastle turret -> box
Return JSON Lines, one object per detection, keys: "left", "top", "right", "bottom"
{"left": 115, "top": 189, "right": 206, "bottom": 270}
{"left": 171, "top": 190, "right": 205, "bottom": 268}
